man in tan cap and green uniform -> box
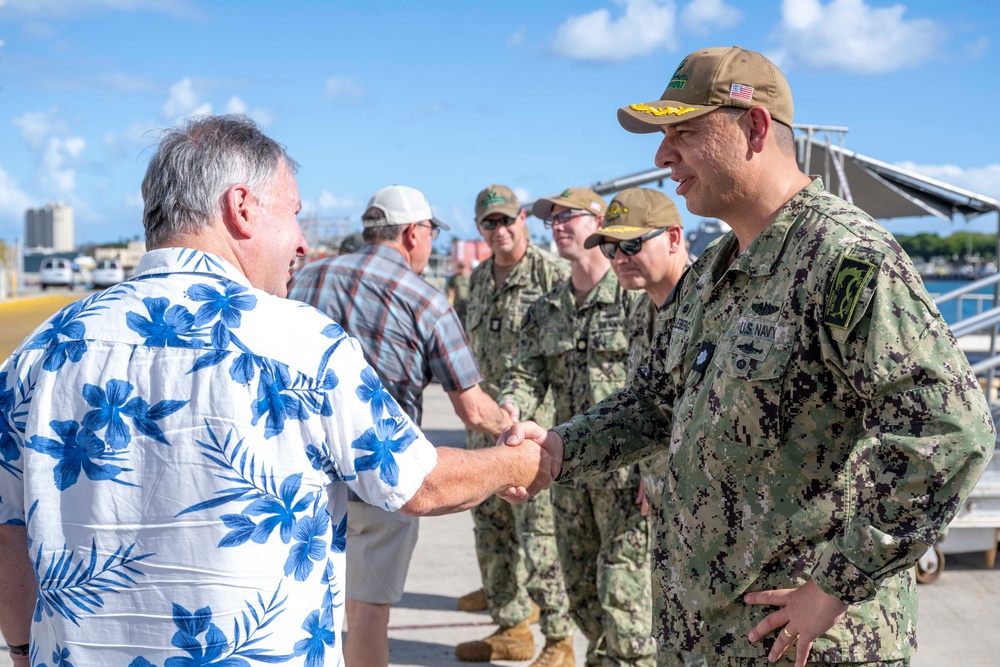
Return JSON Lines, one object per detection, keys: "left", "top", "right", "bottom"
{"left": 455, "top": 185, "right": 575, "bottom": 667}
{"left": 501, "top": 46, "right": 994, "bottom": 667}
{"left": 499, "top": 187, "right": 655, "bottom": 667}
{"left": 584, "top": 187, "right": 689, "bottom": 667}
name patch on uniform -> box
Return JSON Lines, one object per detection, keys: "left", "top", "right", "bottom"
{"left": 489, "top": 317, "right": 501, "bottom": 332}
{"left": 825, "top": 256, "right": 875, "bottom": 329}
{"left": 691, "top": 340, "right": 716, "bottom": 378}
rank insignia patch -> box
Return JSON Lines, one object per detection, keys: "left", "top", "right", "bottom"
{"left": 825, "top": 256, "right": 875, "bottom": 329}
{"left": 692, "top": 340, "right": 716, "bottom": 378}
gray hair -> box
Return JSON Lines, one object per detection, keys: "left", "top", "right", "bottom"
{"left": 141, "top": 114, "right": 298, "bottom": 249}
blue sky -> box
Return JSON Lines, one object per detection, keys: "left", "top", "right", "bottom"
{"left": 1, "top": 0, "right": 998, "bottom": 249}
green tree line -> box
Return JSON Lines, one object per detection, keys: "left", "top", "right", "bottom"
{"left": 895, "top": 232, "right": 997, "bottom": 261}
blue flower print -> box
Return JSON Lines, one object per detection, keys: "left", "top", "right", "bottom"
{"left": 163, "top": 604, "right": 248, "bottom": 667}
{"left": 126, "top": 297, "right": 206, "bottom": 348}
{"left": 292, "top": 607, "right": 336, "bottom": 667}
{"left": 81, "top": 379, "right": 134, "bottom": 450}
{"left": 352, "top": 417, "right": 417, "bottom": 487}
{"left": 0, "top": 374, "right": 21, "bottom": 463}
{"left": 188, "top": 281, "right": 257, "bottom": 329}
{"left": 128, "top": 659, "right": 157, "bottom": 667}
{"left": 330, "top": 514, "right": 347, "bottom": 554}
{"left": 81, "top": 380, "right": 188, "bottom": 449}
{"left": 283, "top": 505, "right": 329, "bottom": 581}
{"left": 27, "top": 420, "right": 135, "bottom": 491}
{"left": 219, "top": 473, "right": 314, "bottom": 547}
{"left": 250, "top": 362, "right": 307, "bottom": 439}
{"left": 26, "top": 300, "right": 89, "bottom": 372}
{"left": 355, "top": 367, "right": 403, "bottom": 423}
{"left": 148, "top": 589, "right": 292, "bottom": 666}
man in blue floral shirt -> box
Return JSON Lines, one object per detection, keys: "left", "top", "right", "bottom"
{"left": 0, "top": 115, "right": 551, "bottom": 667}
{"left": 288, "top": 184, "right": 513, "bottom": 667}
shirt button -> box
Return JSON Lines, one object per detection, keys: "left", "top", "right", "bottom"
{"left": 736, "top": 358, "right": 747, "bottom": 370}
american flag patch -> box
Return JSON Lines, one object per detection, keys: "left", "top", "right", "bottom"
{"left": 730, "top": 83, "right": 754, "bottom": 101}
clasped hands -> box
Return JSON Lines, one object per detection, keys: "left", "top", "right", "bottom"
{"left": 495, "top": 420, "right": 564, "bottom": 504}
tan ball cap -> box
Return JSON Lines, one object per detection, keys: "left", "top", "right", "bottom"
{"left": 475, "top": 185, "right": 521, "bottom": 224}
{"left": 584, "top": 188, "right": 682, "bottom": 249}
{"left": 617, "top": 46, "right": 793, "bottom": 134}
{"left": 532, "top": 186, "right": 607, "bottom": 221}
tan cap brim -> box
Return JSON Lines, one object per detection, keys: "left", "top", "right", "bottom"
{"left": 617, "top": 100, "right": 719, "bottom": 134}
{"left": 584, "top": 225, "right": 660, "bottom": 249}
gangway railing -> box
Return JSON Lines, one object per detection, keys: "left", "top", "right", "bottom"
{"left": 934, "top": 273, "right": 1000, "bottom": 401}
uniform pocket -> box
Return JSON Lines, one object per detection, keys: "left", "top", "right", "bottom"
{"left": 710, "top": 323, "right": 796, "bottom": 450}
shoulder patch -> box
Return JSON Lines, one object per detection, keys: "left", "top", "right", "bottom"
{"left": 825, "top": 255, "right": 876, "bottom": 329}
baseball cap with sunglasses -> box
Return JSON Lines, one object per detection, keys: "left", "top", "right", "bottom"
{"left": 599, "top": 227, "right": 665, "bottom": 259}
{"left": 479, "top": 215, "right": 518, "bottom": 231}
{"left": 543, "top": 210, "right": 592, "bottom": 229}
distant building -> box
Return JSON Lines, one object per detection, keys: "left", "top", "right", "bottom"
{"left": 25, "top": 202, "right": 75, "bottom": 252}
{"left": 94, "top": 240, "right": 146, "bottom": 272}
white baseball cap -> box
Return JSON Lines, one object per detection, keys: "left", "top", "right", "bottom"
{"left": 362, "top": 185, "right": 450, "bottom": 230}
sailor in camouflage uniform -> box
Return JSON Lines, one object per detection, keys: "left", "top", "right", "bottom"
{"left": 455, "top": 185, "right": 575, "bottom": 667}
{"left": 583, "top": 187, "right": 690, "bottom": 667}
{"left": 499, "top": 187, "right": 655, "bottom": 667}
{"left": 503, "top": 47, "right": 995, "bottom": 667}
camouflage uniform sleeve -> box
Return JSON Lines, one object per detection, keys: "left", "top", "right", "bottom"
{"left": 496, "top": 297, "right": 549, "bottom": 419}
{"left": 810, "top": 243, "right": 995, "bottom": 604}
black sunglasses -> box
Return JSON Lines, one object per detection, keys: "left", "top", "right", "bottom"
{"left": 479, "top": 215, "right": 518, "bottom": 231}
{"left": 599, "top": 227, "right": 666, "bottom": 260}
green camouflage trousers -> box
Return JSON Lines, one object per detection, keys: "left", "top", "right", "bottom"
{"left": 552, "top": 483, "right": 655, "bottom": 666}
{"left": 471, "top": 487, "right": 574, "bottom": 638}
{"left": 659, "top": 655, "right": 910, "bottom": 667}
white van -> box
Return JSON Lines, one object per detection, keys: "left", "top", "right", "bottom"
{"left": 92, "top": 259, "right": 126, "bottom": 288}
{"left": 39, "top": 257, "right": 75, "bottom": 290}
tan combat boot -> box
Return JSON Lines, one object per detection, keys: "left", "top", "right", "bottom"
{"left": 528, "top": 636, "right": 575, "bottom": 667}
{"left": 456, "top": 587, "right": 488, "bottom": 612}
{"left": 528, "top": 600, "right": 541, "bottom": 624}
{"left": 454, "top": 619, "right": 535, "bottom": 662}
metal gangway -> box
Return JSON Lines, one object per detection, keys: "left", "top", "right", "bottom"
{"left": 914, "top": 279, "right": 1000, "bottom": 581}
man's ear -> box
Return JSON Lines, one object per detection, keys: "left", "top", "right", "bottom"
{"left": 667, "top": 225, "right": 684, "bottom": 251}
{"left": 222, "top": 183, "right": 255, "bottom": 239}
{"left": 400, "top": 222, "right": 419, "bottom": 251}
{"left": 745, "top": 106, "right": 771, "bottom": 154}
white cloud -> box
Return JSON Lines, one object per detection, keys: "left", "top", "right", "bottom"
{"left": 163, "top": 77, "right": 213, "bottom": 122}
{"left": 324, "top": 77, "right": 365, "bottom": 105}
{"left": 0, "top": 164, "right": 35, "bottom": 218}
{"left": 513, "top": 187, "right": 532, "bottom": 203}
{"left": 508, "top": 27, "right": 526, "bottom": 47}
{"left": 895, "top": 162, "right": 1000, "bottom": 201}
{"left": 774, "top": 0, "right": 941, "bottom": 74}
{"left": 12, "top": 109, "right": 67, "bottom": 148}
{"left": 317, "top": 191, "right": 358, "bottom": 210}
{"left": 224, "top": 96, "right": 248, "bottom": 114}
{"left": 552, "top": 0, "right": 678, "bottom": 63}
{"left": 680, "top": 0, "right": 741, "bottom": 34}
{"left": 41, "top": 136, "right": 86, "bottom": 194}
{"left": 11, "top": 109, "right": 85, "bottom": 198}
{"left": 223, "top": 96, "right": 275, "bottom": 127}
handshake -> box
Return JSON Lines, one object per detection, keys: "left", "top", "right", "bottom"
{"left": 494, "top": 420, "right": 565, "bottom": 504}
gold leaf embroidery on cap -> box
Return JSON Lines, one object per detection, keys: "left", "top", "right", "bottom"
{"left": 629, "top": 103, "right": 698, "bottom": 117}
{"left": 606, "top": 202, "right": 629, "bottom": 221}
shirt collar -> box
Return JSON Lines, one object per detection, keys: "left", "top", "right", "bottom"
{"left": 709, "top": 178, "right": 824, "bottom": 280}
{"left": 135, "top": 247, "right": 253, "bottom": 287}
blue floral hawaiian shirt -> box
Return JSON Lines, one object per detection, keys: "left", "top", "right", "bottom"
{"left": 0, "top": 248, "right": 438, "bottom": 667}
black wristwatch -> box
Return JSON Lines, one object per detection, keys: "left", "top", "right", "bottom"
{"left": 7, "top": 643, "right": 29, "bottom": 656}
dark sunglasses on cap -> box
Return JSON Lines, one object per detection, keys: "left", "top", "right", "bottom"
{"left": 599, "top": 227, "right": 666, "bottom": 260}
{"left": 479, "top": 215, "right": 518, "bottom": 231}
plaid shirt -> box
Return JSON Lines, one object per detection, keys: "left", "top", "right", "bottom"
{"left": 288, "top": 242, "right": 482, "bottom": 426}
